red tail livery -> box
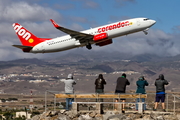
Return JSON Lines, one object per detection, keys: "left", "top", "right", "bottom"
{"left": 13, "top": 23, "right": 49, "bottom": 47}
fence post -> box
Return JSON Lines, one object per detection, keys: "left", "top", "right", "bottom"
{"left": 166, "top": 93, "right": 168, "bottom": 112}
{"left": 116, "top": 103, "right": 122, "bottom": 113}
{"left": 96, "top": 103, "right": 101, "bottom": 114}
{"left": 113, "top": 98, "right": 115, "bottom": 110}
{"left": 138, "top": 102, "right": 143, "bottom": 113}
{"left": 72, "top": 102, "right": 78, "bottom": 114}
{"left": 45, "top": 91, "right": 47, "bottom": 113}
{"left": 74, "top": 93, "right": 76, "bottom": 102}
{"left": 173, "top": 95, "right": 176, "bottom": 114}
{"left": 54, "top": 95, "right": 56, "bottom": 111}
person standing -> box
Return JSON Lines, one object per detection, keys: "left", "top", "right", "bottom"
{"left": 95, "top": 74, "right": 106, "bottom": 100}
{"left": 153, "top": 74, "right": 169, "bottom": 112}
{"left": 115, "top": 73, "right": 130, "bottom": 113}
{"left": 135, "top": 76, "right": 149, "bottom": 111}
{"left": 95, "top": 74, "right": 106, "bottom": 114}
{"left": 61, "top": 74, "right": 76, "bottom": 110}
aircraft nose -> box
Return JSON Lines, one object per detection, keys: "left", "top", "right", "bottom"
{"left": 150, "top": 20, "right": 156, "bottom": 25}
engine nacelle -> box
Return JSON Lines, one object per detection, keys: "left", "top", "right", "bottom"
{"left": 96, "top": 39, "right": 112, "bottom": 46}
{"left": 93, "top": 33, "right": 108, "bottom": 41}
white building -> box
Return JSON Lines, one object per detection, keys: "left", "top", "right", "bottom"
{"left": 16, "top": 112, "right": 31, "bottom": 119}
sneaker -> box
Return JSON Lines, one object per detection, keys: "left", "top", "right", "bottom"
{"left": 122, "top": 109, "right": 125, "bottom": 113}
{"left": 100, "top": 110, "right": 104, "bottom": 114}
{"left": 163, "top": 109, "right": 166, "bottom": 112}
{"left": 153, "top": 108, "right": 156, "bottom": 111}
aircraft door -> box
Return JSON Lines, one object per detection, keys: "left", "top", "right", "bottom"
{"left": 137, "top": 19, "right": 140, "bottom": 26}
{"left": 41, "top": 43, "right": 45, "bottom": 53}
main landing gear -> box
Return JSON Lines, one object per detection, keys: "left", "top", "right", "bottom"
{"left": 86, "top": 43, "right": 92, "bottom": 50}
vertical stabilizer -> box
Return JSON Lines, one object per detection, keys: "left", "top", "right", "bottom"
{"left": 12, "top": 23, "right": 48, "bottom": 46}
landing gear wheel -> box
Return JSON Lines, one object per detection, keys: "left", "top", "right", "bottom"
{"left": 86, "top": 43, "right": 92, "bottom": 50}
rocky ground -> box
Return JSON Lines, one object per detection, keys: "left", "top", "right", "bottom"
{"left": 30, "top": 110, "right": 180, "bottom": 120}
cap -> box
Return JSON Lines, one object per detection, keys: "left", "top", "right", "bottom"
{"left": 67, "top": 74, "right": 73, "bottom": 79}
{"left": 139, "top": 76, "right": 144, "bottom": 80}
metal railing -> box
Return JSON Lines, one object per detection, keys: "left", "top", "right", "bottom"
{"left": 172, "top": 94, "right": 180, "bottom": 114}
{"left": 44, "top": 91, "right": 180, "bottom": 114}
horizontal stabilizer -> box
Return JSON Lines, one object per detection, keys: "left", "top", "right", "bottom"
{"left": 12, "top": 45, "right": 33, "bottom": 49}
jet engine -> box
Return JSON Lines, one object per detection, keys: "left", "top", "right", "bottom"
{"left": 96, "top": 39, "right": 112, "bottom": 46}
{"left": 93, "top": 33, "right": 108, "bottom": 41}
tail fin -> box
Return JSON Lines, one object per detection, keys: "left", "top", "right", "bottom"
{"left": 12, "top": 23, "right": 48, "bottom": 47}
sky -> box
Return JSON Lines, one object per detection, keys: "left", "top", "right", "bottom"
{"left": 1, "top": 0, "right": 180, "bottom": 61}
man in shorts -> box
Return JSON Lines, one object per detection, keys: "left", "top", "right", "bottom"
{"left": 153, "top": 74, "right": 169, "bottom": 112}
{"left": 115, "top": 73, "right": 130, "bottom": 113}
{"left": 61, "top": 74, "right": 76, "bottom": 110}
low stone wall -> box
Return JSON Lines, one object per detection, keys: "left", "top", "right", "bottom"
{"left": 30, "top": 110, "right": 179, "bottom": 120}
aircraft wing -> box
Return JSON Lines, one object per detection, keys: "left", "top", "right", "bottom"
{"left": 50, "top": 19, "right": 93, "bottom": 43}
{"left": 12, "top": 45, "right": 33, "bottom": 49}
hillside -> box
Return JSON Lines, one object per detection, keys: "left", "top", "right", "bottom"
{"left": 0, "top": 52, "right": 180, "bottom": 94}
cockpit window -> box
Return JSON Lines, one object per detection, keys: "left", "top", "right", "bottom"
{"left": 143, "top": 18, "right": 149, "bottom": 21}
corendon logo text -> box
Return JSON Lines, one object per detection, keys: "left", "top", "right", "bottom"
{"left": 13, "top": 23, "right": 31, "bottom": 41}
{"left": 98, "top": 21, "right": 130, "bottom": 33}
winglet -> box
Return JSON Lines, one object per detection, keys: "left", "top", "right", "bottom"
{"left": 50, "top": 19, "right": 60, "bottom": 28}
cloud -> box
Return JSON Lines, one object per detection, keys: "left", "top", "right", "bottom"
{"left": 92, "top": 29, "right": 180, "bottom": 57}
{"left": 72, "top": 0, "right": 100, "bottom": 9}
{"left": 69, "top": 16, "right": 88, "bottom": 24}
{"left": 54, "top": 3, "right": 74, "bottom": 10}
{"left": 70, "top": 23, "right": 84, "bottom": 31}
{"left": 84, "top": 1, "right": 100, "bottom": 9}
{"left": 0, "top": 0, "right": 180, "bottom": 61}
{"left": 67, "top": 16, "right": 98, "bottom": 30}
{"left": 0, "top": 0, "right": 64, "bottom": 61}
{"left": 0, "top": 1, "right": 62, "bottom": 22}
{"left": 114, "top": 0, "right": 136, "bottom": 7}
{"left": 172, "top": 25, "right": 180, "bottom": 34}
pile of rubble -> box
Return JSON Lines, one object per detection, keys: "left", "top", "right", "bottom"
{"left": 30, "top": 110, "right": 180, "bottom": 120}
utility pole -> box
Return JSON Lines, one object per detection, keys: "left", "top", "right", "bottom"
{"left": 29, "top": 91, "right": 33, "bottom": 112}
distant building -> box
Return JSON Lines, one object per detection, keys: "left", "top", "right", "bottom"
{"left": 111, "top": 71, "right": 139, "bottom": 75}
{"left": 29, "top": 80, "right": 47, "bottom": 83}
{"left": 16, "top": 111, "right": 31, "bottom": 119}
{"left": 0, "top": 90, "right": 4, "bottom": 94}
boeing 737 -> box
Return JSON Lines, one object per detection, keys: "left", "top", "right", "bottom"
{"left": 12, "top": 18, "right": 156, "bottom": 53}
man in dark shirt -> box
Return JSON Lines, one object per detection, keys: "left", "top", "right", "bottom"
{"left": 136, "top": 76, "right": 149, "bottom": 110}
{"left": 153, "top": 74, "right": 169, "bottom": 112}
{"left": 95, "top": 74, "right": 106, "bottom": 96}
{"left": 94, "top": 74, "right": 106, "bottom": 114}
{"left": 115, "top": 73, "right": 130, "bottom": 113}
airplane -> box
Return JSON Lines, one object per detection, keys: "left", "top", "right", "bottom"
{"left": 12, "top": 18, "right": 156, "bottom": 53}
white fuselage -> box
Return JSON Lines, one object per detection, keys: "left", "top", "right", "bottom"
{"left": 31, "top": 18, "right": 156, "bottom": 53}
